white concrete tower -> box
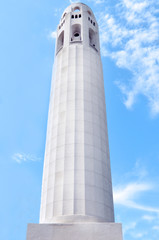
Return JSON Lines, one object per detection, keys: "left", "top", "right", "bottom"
{"left": 40, "top": 2, "right": 114, "bottom": 224}
{"left": 27, "top": 3, "right": 123, "bottom": 240}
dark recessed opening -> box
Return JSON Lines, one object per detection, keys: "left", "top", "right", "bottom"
{"left": 75, "top": 15, "right": 78, "bottom": 18}
{"left": 74, "top": 32, "right": 80, "bottom": 37}
{"left": 91, "top": 20, "right": 92, "bottom": 23}
{"left": 88, "top": 17, "right": 90, "bottom": 21}
{"left": 79, "top": 14, "right": 81, "bottom": 18}
{"left": 88, "top": 10, "right": 91, "bottom": 16}
{"left": 72, "top": 15, "right": 74, "bottom": 18}
{"left": 93, "top": 22, "right": 95, "bottom": 26}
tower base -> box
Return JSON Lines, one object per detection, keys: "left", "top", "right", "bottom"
{"left": 27, "top": 222, "right": 123, "bottom": 240}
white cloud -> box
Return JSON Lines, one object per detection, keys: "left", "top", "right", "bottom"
{"left": 92, "top": 0, "right": 105, "bottom": 4}
{"left": 123, "top": 220, "right": 148, "bottom": 239}
{"left": 114, "top": 181, "right": 159, "bottom": 213}
{"left": 98, "top": 0, "right": 159, "bottom": 116}
{"left": 48, "top": 31, "right": 56, "bottom": 40}
{"left": 123, "top": 221, "right": 136, "bottom": 234}
{"left": 152, "top": 225, "right": 159, "bottom": 230}
{"left": 142, "top": 215, "right": 156, "bottom": 222}
{"left": 69, "top": 0, "right": 78, "bottom": 3}
{"left": 131, "top": 231, "right": 147, "bottom": 238}
{"left": 114, "top": 162, "right": 159, "bottom": 239}
{"left": 69, "top": 0, "right": 105, "bottom": 5}
{"left": 125, "top": 159, "right": 148, "bottom": 180}
{"left": 53, "top": 8, "right": 63, "bottom": 17}
{"left": 12, "top": 153, "right": 41, "bottom": 164}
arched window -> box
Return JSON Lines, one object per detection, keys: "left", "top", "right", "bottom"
{"left": 71, "top": 24, "right": 81, "bottom": 42}
{"left": 57, "top": 31, "right": 64, "bottom": 53}
{"left": 73, "top": 6, "right": 80, "bottom": 12}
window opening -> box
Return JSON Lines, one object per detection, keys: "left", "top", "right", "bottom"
{"left": 75, "top": 15, "right": 78, "bottom": 18}
{"left": 72, "top": 15, "right": 74, "bottom": 18}
{"left": 57, "top": 30, "right": 64, "bottom": 53}
{"left": 74, "top": 32, "right": 79, "bottom": 37}
{"left": 88, "top": 17, "right": 90, "bottom": 21}
{"left": 63, "top": 13, "right": 66, "bottom": 19}
{"left": 79, "top": 14, "right": 81, "bottom": 18}
{"left": 71, "top": 24, "right": 81, "bottom": 42}
{"left": 91, "top": 20, "right": 92, "bottom": 23}
{"left": 89, "top": 28, "right": 97, "bottom": 51}
{"left": 88, "top": 10, "right": 91, "bottom": 16}
{"left": 93, "top": 22, "right": 95, "bottom": 26}
{"left": 73, "top": 7, "right": 80, "bottom": 12}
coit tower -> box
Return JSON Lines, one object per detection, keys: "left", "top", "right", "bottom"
{"left": 27, "top": 3, "right": 123, "bottom": 240}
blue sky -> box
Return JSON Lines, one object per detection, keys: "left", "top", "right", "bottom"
{"left": 1, "top": 0, "right": 159, "bottom": 239}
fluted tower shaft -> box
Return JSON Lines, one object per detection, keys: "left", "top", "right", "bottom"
{"left": 40, "top": 3, "right": 114, "bottom": 224}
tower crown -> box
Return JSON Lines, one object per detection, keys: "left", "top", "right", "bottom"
{"left": 56, "top": 3, "right": 100, "bottom": 54}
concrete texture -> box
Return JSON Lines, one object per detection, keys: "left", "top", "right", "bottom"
{"left": 40, "top": 2, "right": 115, "bottom": 225}
{"left": 27, "top": 223, "right": 123, "bottom": 240}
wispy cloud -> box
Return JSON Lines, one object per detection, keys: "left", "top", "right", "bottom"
{"left": 69, "top": 0, "right": 105, "bottom": 5}
{"left": 130, "top": 231, "right": 147, "bottom": 238}
{"left": 48, "top": 31, "right": 56, "bottom": 40}
{"left": 114, "top": 162, "right": 159, "bottom": 239}
{"left": 92, "top": 0, "right": 105, "bottom": 4}
{"left": 98, "top": 0, "right": 159, "bottom": 116}
{"left": 123, "top": 221, "right": 136, "bottom": 234}
{"left": 53, "top": 8, "right": 63, "bottom": 17}
{"left": 114, "top": 181, "right": 159, "bottom": 213}
{"left": 12, "top": 153, "right": 41, "bottom": 164}
{"left": 69, "top": 0, "right": 78, "bottom": 3}
{"left": 142, "top": 214, "right": 156, "bottom": 222}
{"left": 152, "top": 225, "right": 159, "bottom": 230}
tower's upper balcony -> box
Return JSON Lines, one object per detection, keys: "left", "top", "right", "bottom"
{"left": 56, "top": 3, "right": 100, "bottom": 55}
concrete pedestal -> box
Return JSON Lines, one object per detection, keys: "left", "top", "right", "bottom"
{"left": 27, "top": 222, "right": 123, "bottom": 240}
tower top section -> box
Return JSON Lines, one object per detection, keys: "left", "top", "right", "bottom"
{"left": 60, "top": 3, "right": 96, "bottom": 23}
{"left": 56, "top": 2, "right": 100, "bottom": 55}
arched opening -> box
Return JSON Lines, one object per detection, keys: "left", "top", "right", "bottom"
{"left": 71, "top": 24, "right": 81, "bottom": 42}
{"left": 89, "top": 28, "right": 97, "bottom": 50}
{"left": 87, "top": 10, "right": 91, "bottom": 16}
{"left": 57, "top": 31, "right": 64, "bottom": 53}
{"left": 73, "top": 6, "right": 80, "bottom": 12}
